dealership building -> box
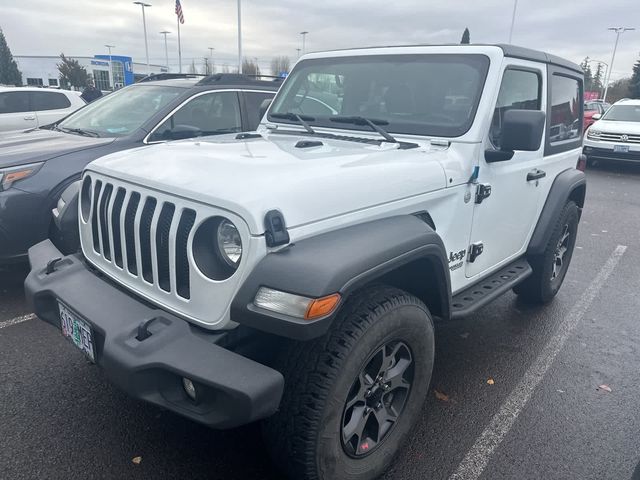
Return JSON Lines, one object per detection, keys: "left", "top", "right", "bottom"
{"left": 14, "top": 55, "right": 168, "bottom": 90}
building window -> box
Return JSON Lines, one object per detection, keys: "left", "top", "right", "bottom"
{"left": 112, "top": 61, "right": 125, "bottom": 89}
{"left": 26, "top": 78, "right": 44, "bottom": 86}
{"left": 93, "top": 70, "right": 111, "bottom": 91}
{"left": 48, "top": 78, "right": 59, "bottom": 87}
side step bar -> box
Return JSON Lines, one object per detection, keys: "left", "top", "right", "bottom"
{"left": 451, "top": 258, "right": 532, "bottom": 319}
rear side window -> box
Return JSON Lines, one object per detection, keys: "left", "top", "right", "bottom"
{"left": 549, "top": 75, "right": 581, "bottom": 145}
{"left": 0, "top": 92, "right": 30, "bottom": 114}
{"left": 244, "top": 91, "right": 275, "bottom": 130}
{"left": 31, "top": 91, "right": 72, "bottom": 111}
{"left": 490, "top": 69, "right": 541, "bottom": 149}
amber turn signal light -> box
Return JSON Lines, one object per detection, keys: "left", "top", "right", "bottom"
{"left": 305, "top": 293, "right": 341, "bottom": 320}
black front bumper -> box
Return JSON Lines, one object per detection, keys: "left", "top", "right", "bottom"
{"left": 24, "top": 240, "right": 284, "bottom": 429}
{"left": 583, "top": 146, "right": 640, "bottom": 163}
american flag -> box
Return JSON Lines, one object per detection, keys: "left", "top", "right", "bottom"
{"left": 175, "top": 0, "right": 185, "bottom": 24}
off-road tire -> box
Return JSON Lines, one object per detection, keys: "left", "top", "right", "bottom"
{"left": 515, "top": 201, "right": 579, "bottom": 304}
{"left": 262, "top": 286, "right": 435, "bottom": 480}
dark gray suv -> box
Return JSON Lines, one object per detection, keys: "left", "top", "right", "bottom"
{"left": 0, "top": 74, "right": 280, "bottom": 264}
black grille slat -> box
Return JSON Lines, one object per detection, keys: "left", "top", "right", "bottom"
{"left": 124, "top": 192, "right": 141, "bottom": 275}
{"left": 111, "top": 188, "right": 126, "bottom": 268}
{"left": 156, "top": 203, "right": 176, "bottom": 292}
{"left": 91, "top": 180, "right": 103, "bottom": 252}
{"left": 175, "top": 209, "right": 196, "bottom": 299}
{"left": 140, "top": 197, "right": 158, "bottom": 283}
{"left": 99, "top": 184, "right": 113, "bottom": 260}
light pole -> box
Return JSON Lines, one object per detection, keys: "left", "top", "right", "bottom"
{"left": 237, "top": 0, "right": 242, "bottom": 73}
{"left": 603, "top": 27, "right": 635, "bottom": 103}
{"left": 105, "top": 44, "right": 115, "bottom": 90}
{"left": 296, "top": 48, "right": 301, "bottom": 59}
{"left": 160, "top": 31, "right": 171, "bottom": 71}
{"left": 133, "top": 2, "right": 152, "bottom": 71}
{"left": 508, "top": 0, "right": 518, "bottom": 43}
{"left": 208, "top": 47, "right": 215, "bottom": 74}
{"left": 300, "top": 31, "right": 309, "bottom": 55}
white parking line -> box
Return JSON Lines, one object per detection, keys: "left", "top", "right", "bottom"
{"left": 0, "top": 313, "right": 36, "bottom": 330}
{"left": 450, "top": 245, "right": 628, "bottom": 480}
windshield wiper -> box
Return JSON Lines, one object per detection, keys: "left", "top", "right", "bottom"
{"left": 330, "top": 116, "right": 397, "bottom": 143}
{"left": 58, "top": 126, "right": 100, "bottom": 138}
{"left": 270, "top": 112, "right": 316, "bottom": 134}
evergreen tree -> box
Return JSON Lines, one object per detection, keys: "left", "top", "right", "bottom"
{"left": 630, "top": 56, "right": 640, "bottom": 99}
{"left": 580, "top": 57, "right": 594, "bottom": 91}
{"left": 593, "top": 63, "right": 604, "bottom": 94}
{"left": 57, "top": 54, "right": 89, "bottom": 89}
{"left": 0, "top": 28, "right": 22, "bottom": 86}
{"left": 461, "top": 28, "right": 470, "bottom": 44}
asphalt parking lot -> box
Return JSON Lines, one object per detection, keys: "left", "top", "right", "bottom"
{"left": 2, "top": 163, "right": 640, "bottom": 480}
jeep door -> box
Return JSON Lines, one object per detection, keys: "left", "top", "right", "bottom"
{"left": 465, "top": 61, "right": 547, "bottom": 278}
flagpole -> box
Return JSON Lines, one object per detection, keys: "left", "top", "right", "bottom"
{"left": 177, "top": 16, "right": 182, "bottom": 73}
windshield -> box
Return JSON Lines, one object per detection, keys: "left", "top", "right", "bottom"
{"left": 268, "top": 54, "right": 490, "bottom": 138}
{"left": 58, "top": 85, "right": 184, "bottom": 137}
{"left": 602, "top": 104, "right": 640, "bottom": 122}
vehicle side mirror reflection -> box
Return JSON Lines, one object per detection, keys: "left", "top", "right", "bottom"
{"left": 486, "top": 109, "right": 546, "bottom": 163}
{"left": 259, "top": 98, "right": 273, "bottom": 119}
{"left": 165, "top": 124, "right": 202, "bottom": 141}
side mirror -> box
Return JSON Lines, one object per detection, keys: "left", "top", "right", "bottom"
{"left": 486, "top": 109, "right": 546, "bottom": 163}
{"left": 166, "top": 124, "right": 202, "bottom": 140}
{"left": 592, "top": 113, "right": 601, "bottom": 121}
{"left": 259, "top": 98, "right": 273, "bottom": 119}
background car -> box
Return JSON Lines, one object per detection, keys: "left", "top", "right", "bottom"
{"left": 583, "top": 100, "right": 610, "bottom": 132}
{"left": 0, "top": 73, "right": 281, "bottom": 264}
{"left": 0, "top": 87, "right": 85, "bottom": 133}
{"left": 583, "top": 98, "right": 640, "bottom": 164}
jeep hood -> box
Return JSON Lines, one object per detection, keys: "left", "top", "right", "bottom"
{"left": 0, "top": 128, "right": 115, "bottom": 169}
{"left": 87, "top": 133, "right": 448, "bottom": 234}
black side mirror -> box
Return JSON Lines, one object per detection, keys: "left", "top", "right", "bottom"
{"left": 486, "top": 109, "right": 546, "bottom": 163}
{"left": 166, "top": 124, "right": 202, "bottom": 140}
{"left": 259, "top": 98, "right": 273, "bottom": 119}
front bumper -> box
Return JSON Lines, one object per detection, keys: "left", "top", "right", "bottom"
{"left": 583, "top": 141, "right": 640, "bottom": 163}
{"left": 24, "top": 239, "right": 284, "bottom": 429}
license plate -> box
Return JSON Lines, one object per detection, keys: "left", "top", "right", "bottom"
{"left": 59, "top": 302, "right": 95, "bottom": 362}
{"left": 614, "top": 145, "right": 630, "bottom": 153}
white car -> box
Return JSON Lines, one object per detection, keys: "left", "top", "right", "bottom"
{"left": 583, "top": 98, "right": 640, "bottom": 164}
{"left": 0, "top": 87, "right": 85, "bottom": 133}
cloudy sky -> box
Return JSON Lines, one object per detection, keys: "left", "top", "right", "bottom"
{"left": 3, "top": 0, "right": 639, "bottom": 79}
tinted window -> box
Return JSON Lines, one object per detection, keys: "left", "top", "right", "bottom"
{"left": 549, "top": 75, "right": 581, "bottom": 144}
{"left": 31, "top": 91, "right": 72, "bottom": 111}
{"left": 244, "top": 91, "right": 275, "bottom": 130}
{"left": 0, "top": 92, "right": 30, "bottom": 114}
{"left": 150, "top": 91, "right": 242, "bottom": 142}
{"left": 490, "top": 69, "right": 541, "bottom": 148}
{"left": 59, "top": 84, "right": 183, "bottom": 137}
{"left": 269, "top": 54, "right": 490, "bottom": 137}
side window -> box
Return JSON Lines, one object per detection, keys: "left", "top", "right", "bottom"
{"left": 0, "top": 92, "right": 30, "bottom": 114}
{"left": 244, "top": 91, "right": 275, "bottom": 130}
{"left": 549, "top": 74, "right": 581, "bottom": 144}
{"left": 30, "top": 91, "right": 72, "bottom": 111}
{"left": 150, "top": 91, "right": 241, "bottom": 142}
{"left": 490, "top": 69, "right": 541, "bottom": 149}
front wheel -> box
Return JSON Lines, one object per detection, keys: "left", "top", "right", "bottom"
{"left": 515, "top": 201, "right": 579, "bottom": 304}
{"left": 263, "top": 286, "right": 435, "bottom": 480}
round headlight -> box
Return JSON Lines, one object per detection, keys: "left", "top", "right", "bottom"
{"left": 216, "top": 220, "right": 242, "bottom": 267}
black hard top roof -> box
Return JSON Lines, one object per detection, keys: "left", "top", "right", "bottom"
{"left": 311, "top": 43, "right": 583, "bottom": 75}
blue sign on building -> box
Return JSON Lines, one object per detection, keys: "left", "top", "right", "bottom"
{"left": 95, "top": 54, "right": 135, "bottom": 87}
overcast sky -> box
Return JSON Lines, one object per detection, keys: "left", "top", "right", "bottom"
{"left": 3, "top": 0, "right": 639, "bottom": 79}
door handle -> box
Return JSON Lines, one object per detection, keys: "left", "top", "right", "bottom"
{"left": 527, "top": 169, "right": 546, "bottom": 181}
{"left": 24, "top": 115, "right": 36, "bottom": 121}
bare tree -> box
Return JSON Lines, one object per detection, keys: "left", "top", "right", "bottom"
{"left": 270, "top": 56, "right": 291, "bottom": 76}
{"left": 202, "top": 57, "right": 215, "bottom": 75}
{"left": 188, "top": 60, "right": 197, "bottom": 74}
{"left": 242, "top": 57, "right": 261, "bottom": 76}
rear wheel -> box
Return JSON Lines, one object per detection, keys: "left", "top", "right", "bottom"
{"left": 263, "top": 286, "right": 434, "bottom": 480}
{"left": 515, "top": 201, "right": 579, "bottom": 304}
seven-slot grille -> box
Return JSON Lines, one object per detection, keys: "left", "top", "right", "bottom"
{"left": 84, "top": 176, "right": 197, "bottom": 300}
{"left": 596, "top": 132, "right": 640, "bottom": 143}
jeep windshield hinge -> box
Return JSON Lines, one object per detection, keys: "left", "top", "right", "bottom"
{"left": 264, "top": 210, "right": 290, "bottom": 247}
{"left": 468, "top": 242, "right": 484, "bottom": 263}
{"left": 475, "top": 183, "right": 492, "bottom": 204}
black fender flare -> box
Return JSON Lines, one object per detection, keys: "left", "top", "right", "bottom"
{"left": 527, "top": 168, "right": 586, "bottom": 256}
{"left": 231, "top": 215, "right": 451, "bottom": 340}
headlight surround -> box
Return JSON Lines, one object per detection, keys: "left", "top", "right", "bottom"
{"left": 192, "top": 216, "right": 243, "bottom": 281}
{"left": 216, "top": 219, "right": 242, "bottom": 267}
{"left": 0, "top": 162, "right": 44, "bottom": 191}
{"left": 587, "top": 130, "right": 601, "bottom": 140}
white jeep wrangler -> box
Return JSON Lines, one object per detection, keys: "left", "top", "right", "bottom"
{"left": 26, "top": 44, "right": 586, "bottom": 480}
